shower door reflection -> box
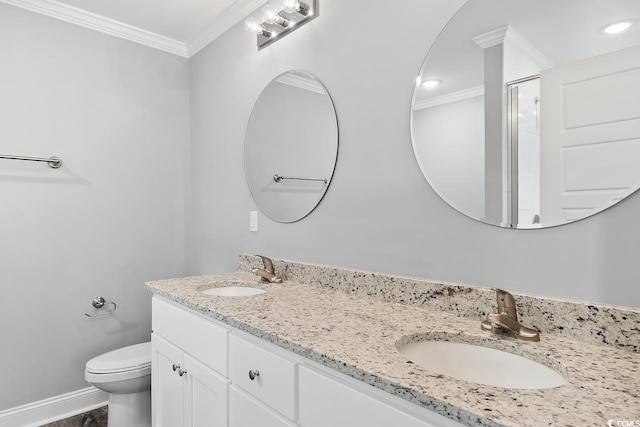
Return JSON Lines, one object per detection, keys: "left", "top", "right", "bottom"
{"left": 507, "top": 76, "right": 541, "bottom": 228}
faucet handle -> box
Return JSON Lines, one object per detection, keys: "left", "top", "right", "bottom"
{"left": 492, "top": 288, "right": 517, "bottom": 319}
{"left": 256, "top": 255, "right": 275, "bottom": 274}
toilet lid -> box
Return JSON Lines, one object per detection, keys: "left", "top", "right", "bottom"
{"left": 86, "top": 342, "right": 151, "bottom": 374}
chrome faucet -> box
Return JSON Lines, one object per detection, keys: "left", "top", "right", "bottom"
{"left": 481, "top": 288, "right": 540, "bottom": 342}
{"left": 252, "top": 255, "right": 283, "bottom": 283}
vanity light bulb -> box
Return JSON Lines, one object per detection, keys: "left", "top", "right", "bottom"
{"left": 262, "top": 5, "right": 280, "bottom": 24}
{"left": 280, "top": 0, "right": 298, "bottom": 13}
{"left": 279, "top": 0, "right": 310, "bottom": 15}
{"left": 244, "top": 16, "right": 262, "bottom": 34}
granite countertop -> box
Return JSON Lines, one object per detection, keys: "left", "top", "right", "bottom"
{"left": 145, "top": 270, "right": 640, "bottom": 427}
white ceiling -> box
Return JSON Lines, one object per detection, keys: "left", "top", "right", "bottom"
{"left": 1, "top": 0, "right": 267, "bottom": 57}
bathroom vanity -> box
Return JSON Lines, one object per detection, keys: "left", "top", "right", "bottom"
{"left": 151, "top": 296, "right": 453, "bottom": 427}
{"left": 145, "top": 255, "right": 640, "bottom": 426}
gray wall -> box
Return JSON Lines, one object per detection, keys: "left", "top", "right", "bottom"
{"left": 190, "top": 0, "right": 640, "bottom": 308}
{"left": 0, "top": 5, "right": 190, "bottom": 410}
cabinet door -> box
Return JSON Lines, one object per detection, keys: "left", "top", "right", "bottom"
{"left": 184, "top": 353, "right": 229, "bottom": 427}
{"left": 152, "top": 334, "right": 185, "bottom": 427}
{"left": 229, "top": 386, "right": 296, "bottom": 427}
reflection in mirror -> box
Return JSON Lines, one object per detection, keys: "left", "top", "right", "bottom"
{"left": 245, "top": 70, "right": 338, "bottom": 223}
{"left": 411, "top": 0, "right": 640, "bottom": 228}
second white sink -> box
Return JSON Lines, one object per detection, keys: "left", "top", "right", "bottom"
{"left": 200, "top": 287, "right": 266, "bottom": 296}
{"left": 197, "top": 281, "right": 267, "bottom": 297}
{"left": 397, "top": 340, "right": 567, "bottom": 389}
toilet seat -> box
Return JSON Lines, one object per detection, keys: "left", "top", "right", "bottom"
{"left": 85, "top": 342, "right": 151, "bottom": 383}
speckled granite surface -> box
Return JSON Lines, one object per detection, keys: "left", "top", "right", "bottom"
{"left": 239, "top": 255, "right": 640, "bottom": 353}
{"left": 145, "top": 257, "right": 640, "bottom": 427}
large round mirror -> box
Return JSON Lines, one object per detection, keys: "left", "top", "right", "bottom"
{"left": 245, "top": 70, "right": 338, "bottom": 223}
{"left": 411, "top": 0, "right": 640, "bottom": 228}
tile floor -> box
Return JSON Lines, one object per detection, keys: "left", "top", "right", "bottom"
{"left": 39, "top": 406, "right": 107, "bottom": 427}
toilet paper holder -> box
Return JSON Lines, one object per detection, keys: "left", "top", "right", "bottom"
{"left": 85, "top": 296, "right": 117, "bottom": 318}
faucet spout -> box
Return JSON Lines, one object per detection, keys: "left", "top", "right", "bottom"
{"left": 252, "top": 268, "right": 283, "bottom": 283}
{"left": 482, "top": 288, "right": 540, "bottom": 342}
{"left": 252, "top": 255, "right": 283, "bottom": 283}
{"left": 483, "top": 314, "right": 540, "bottom": 341}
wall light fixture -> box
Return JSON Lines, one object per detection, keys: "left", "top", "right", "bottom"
{"left": 244, "top": 0, "right": 318, "bottom": 50}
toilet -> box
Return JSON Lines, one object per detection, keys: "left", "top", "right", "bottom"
{"left": 85, "top": 342, "right": 152, "bottom": 427}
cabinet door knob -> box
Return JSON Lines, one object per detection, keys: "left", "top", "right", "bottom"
{"left": 172, "top": 364, "right": 180, "bottom": 372}
{"left": 178, "top": 368, "right": 187, "bottom": 377}
{"left": 248, "top": 369, "right": 260, "bottom": 380}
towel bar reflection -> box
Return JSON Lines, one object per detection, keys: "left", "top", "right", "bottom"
{"left": 273, "top": 174, "right": 327, "bottom": 184}
{"left": 84, "top": 297, "right": 117, "bottom": 318}
{"left": 0, "top": 154, "right": 62, "bottom": 168}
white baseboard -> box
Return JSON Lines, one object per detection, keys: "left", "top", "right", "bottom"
{"left": 0, "top": 387, "right": 108, "bottom": 427}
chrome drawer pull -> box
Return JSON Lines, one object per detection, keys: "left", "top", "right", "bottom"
{"left": 178, "top": 368, "right": 187, "bottom": 377}
{"left": 172, "top": 364, "right": 180, "bottom": 372}
{"left": 248, "top": 369, "right": 260, "bottom": 380}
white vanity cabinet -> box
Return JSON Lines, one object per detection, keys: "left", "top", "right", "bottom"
{"left": 152, "top": 334, "right": 229, "bottom": 426}
{"left": 151, "top": 295, "right": 461, "bottom": 427}
{"left": 151, "top": 297, "right": 229, "bottom": 426}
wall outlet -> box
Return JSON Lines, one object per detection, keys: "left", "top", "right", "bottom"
{"left": 250, "top": 211, "right": 258, "bottom": 232}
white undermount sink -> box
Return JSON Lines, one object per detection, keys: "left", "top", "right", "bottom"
{"left": 397, "top": 339, "right": 567, "bottom": 389}
{"left": 197, "top": 282, "right": 267, "bottom": 297}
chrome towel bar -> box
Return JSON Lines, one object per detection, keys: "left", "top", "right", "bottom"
{"left": 273, "top": 174, "right": 327, "bottom": 184}
{"left": 0, "top": 154, "right": 62, "bottom": 168}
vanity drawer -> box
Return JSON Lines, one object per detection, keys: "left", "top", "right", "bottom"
{"left": 228, "top": 333, "right": 297, "bottom": 420}
{"left": 152, "top": 296, "right": 228, "bottom": 376}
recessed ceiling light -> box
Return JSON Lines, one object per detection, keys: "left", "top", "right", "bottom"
{"left": 421, "top": 79, "right": 442, "bottom": 89}
{"left": 603, "top": 21, "right": 633, "bottom": 34}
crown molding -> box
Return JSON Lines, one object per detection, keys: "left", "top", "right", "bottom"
{"left": 1, "top": 0, "right": 189, "bottom": 57}
{"left": 2, "top": 0, "right": 271, "bottom": 58}
{"left": 473, "top": 25, "right": 555, "bottom": 70}
{"left": 472, "top": 25, "right": 510, "bottom": 49}
{"left": 504, "top": 26, "right": 556, "bottom": 70}
{"left": 186, "top": 0, "right": 267, "bottom": 57}
{"left": 275, "top": 72, "right": 325, "bottom": 94}
{"left": 413, "top": 85, "right": 484, "bottom": 111}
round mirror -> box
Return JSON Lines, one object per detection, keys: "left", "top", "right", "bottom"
{"left": 245, "top": 70, "right": 338, "bottom": 223}
{"left": 411, "top": 0, "right": 640, "bottom": 228}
